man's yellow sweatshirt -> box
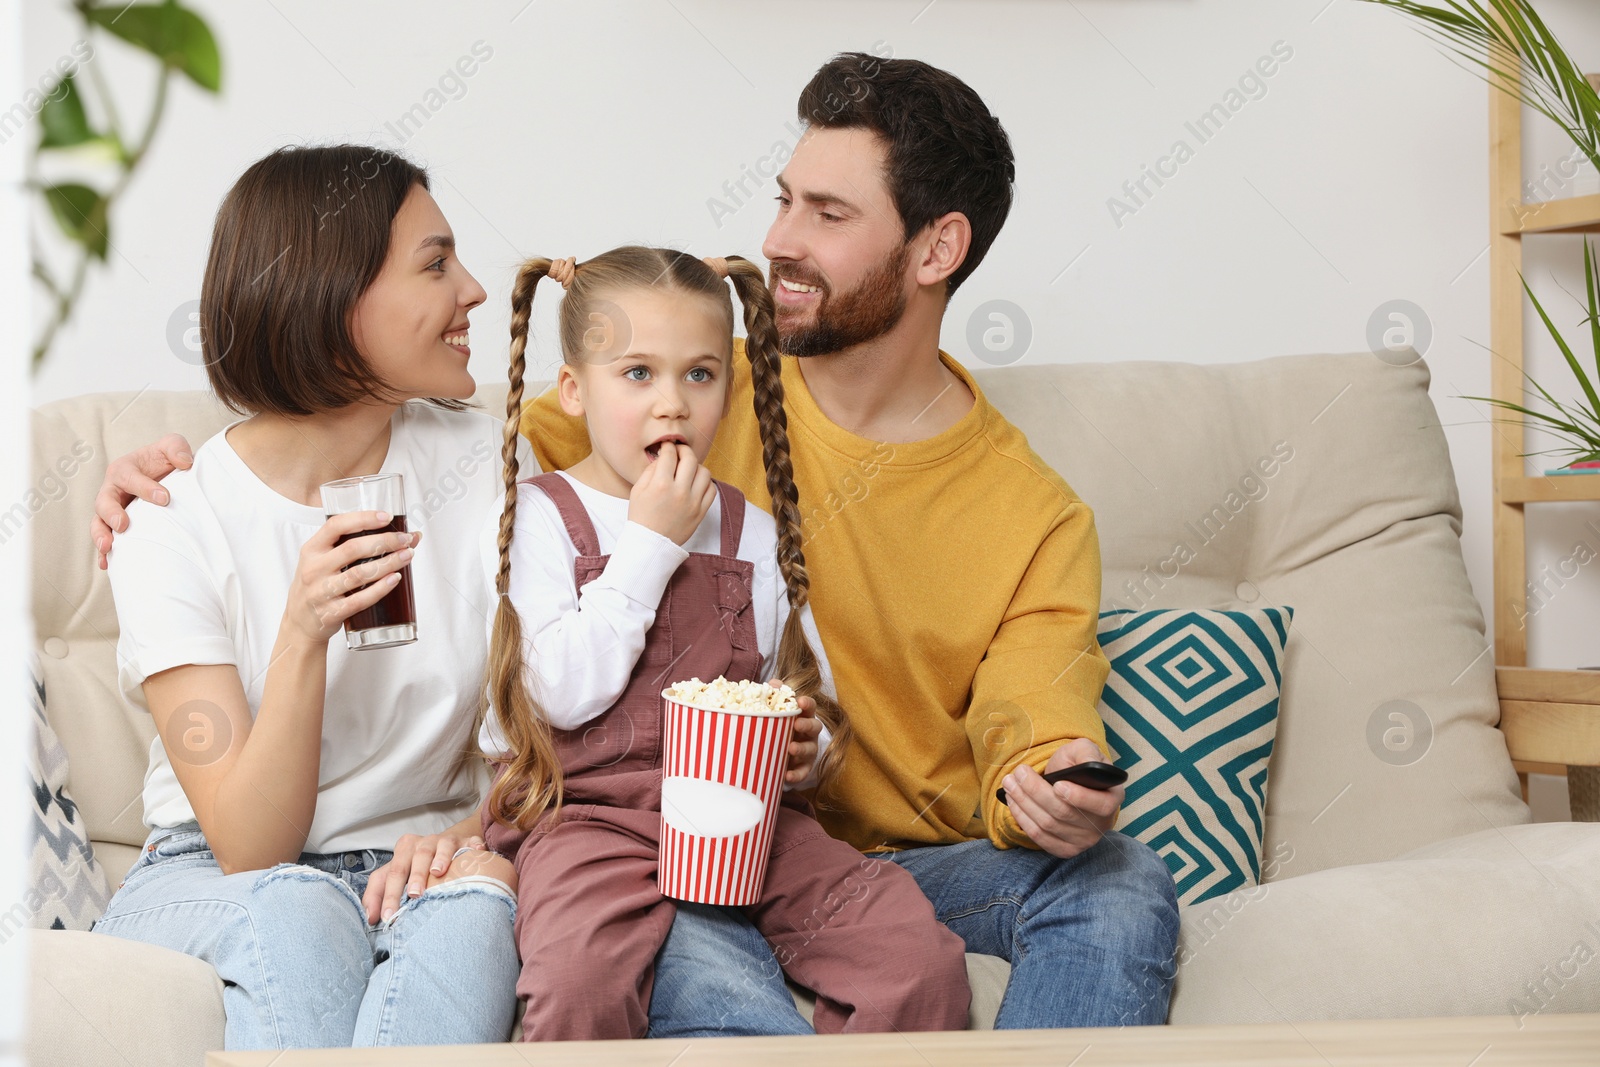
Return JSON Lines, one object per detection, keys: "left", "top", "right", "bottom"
{"left": 520, "top": 342, "right": 1111, "bottom": 853}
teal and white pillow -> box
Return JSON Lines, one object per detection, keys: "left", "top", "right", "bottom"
{"left": 1097, "top": 607, "right": 1292, "bottom": 906}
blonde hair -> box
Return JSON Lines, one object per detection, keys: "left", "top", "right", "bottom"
{"left": 485, "top": 246, "right": 851, "bottom": 830}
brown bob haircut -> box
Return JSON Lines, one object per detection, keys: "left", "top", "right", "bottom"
{"left": 199, "top": 144, "right": 462, "bottom": 416}
{"left": 798, "top": 53, "right": 1015, "bottom": 297}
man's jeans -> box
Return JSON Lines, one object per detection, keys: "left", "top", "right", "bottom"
{"left": 93, "top": 823, "right": 521, "bottom": 1050}
{"left": 647, "top": 830, "right": 1178, "bottom": 1035}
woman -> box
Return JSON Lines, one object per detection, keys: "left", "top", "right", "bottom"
{"left": 93, "top": 144, "right": 525, "bottom": 1049}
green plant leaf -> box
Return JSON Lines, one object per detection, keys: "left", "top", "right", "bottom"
{"left": 1462, "top": 393, "right": 1582, "bottom": 431}
{"left": 1493, "top": 350, "right": 1600, "bottom": 441}
{"left": 43, "top": 183, "right": 110, "bottom": 260}
{"left": 1461, "top": 391, "right": 1600, "bottom": 453}
{"left": 37, "top": 73, "right": 96, "bottom": 148}
{"left": 1362, "top": 1, "right": 1600, "bottom": 172}
{"left": 86, "top": 1, "right": 222, "bottom": 92}
{"left": 1587, "top": 240, "right": 1600, "bottom": 394}
{"left": 1522, "top": 270, "right": 1600, "bottom": 420}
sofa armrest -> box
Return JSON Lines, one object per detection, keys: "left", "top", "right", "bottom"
{"left": 1496, "top": 667, "right": 1600, "bottom": 767}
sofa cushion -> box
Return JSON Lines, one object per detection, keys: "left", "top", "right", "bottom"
{"left": 1099, "top": 607, "right": 1291, "bottom": 905}
{"left": 26, "top": 655, "right": 109, "bottom": 930}
{"left": 24, "top": 930, "right": 224, "bottom": 1067}
{"left": 977, "top": 354, "right": 1529, "bottom": 876}
{"left": 1166, "top": 822, "right": 1600, "bottom": 1023}
{"left": 31, "top": 392, "right": 240, "bottom": 862}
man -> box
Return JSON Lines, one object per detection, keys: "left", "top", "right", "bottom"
{"left": 94, "top": 53, "right": 1178, "bottom": 1034}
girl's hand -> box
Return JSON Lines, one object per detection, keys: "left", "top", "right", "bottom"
{"left": 782, "top": 684, "right": 821, "bottom": 785}
{"left": 284, "top": 512, "right": 421, "bottom": 644}
{"left": 627, "top": 442, "right": 716, "bottom": 546}
{"left": 362, "top": 826, "right": 493, "bottom": 925}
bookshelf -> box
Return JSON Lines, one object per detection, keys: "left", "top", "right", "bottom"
{"left": 1487, "top": 70, "right": 1600, "bottom": 818}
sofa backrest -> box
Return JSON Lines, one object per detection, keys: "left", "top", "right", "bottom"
{"left": 29, "top": 353, "right": 1526, "bottom": 887}
{"left": 983, "top": 352, "right": 1526, "bottom": 881}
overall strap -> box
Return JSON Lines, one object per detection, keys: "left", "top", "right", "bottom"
{"left": 716, "top": 480, "right": 746, "bottom": 558}
{"left": 523, "top": 473, "right": 602, "bottom": 558}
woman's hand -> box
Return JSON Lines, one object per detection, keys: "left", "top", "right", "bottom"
{"left": 780, "top": 683, "right": 821, "bottom": 785}
{"left": 284, "top": 512, "right": 421, "bottom": 644}
{"left": 362, "top": 824, "right": 506, "bottom": 925}
{"left": 627, "top": 442, "right": 716, "bottom": 546}
{"left": 93, "top": 433, "right": 195, "bottom": 569}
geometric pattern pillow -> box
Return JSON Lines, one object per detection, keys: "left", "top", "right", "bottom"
{"left": 1097, "top": 606, "right": 1293, "bottom": 907}
{"left": 27, "top": 654, "right": 111, "bottom": 929}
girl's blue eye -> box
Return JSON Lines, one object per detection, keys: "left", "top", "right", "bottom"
{"left": 625, "top": 366, "right": 650, "bottom": 381}
{"left": 687, "top": 367, "right": 713, "bottom": 382}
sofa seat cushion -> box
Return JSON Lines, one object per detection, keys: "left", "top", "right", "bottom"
{"left": 1167, "top": 822, "right": 1600, "bottom": 1024}
{"left": 791, "top": 952, "right": 1009, "bottom": 1030}
{"left": 25, "top": 930, "right": 224, "bottom": 1067}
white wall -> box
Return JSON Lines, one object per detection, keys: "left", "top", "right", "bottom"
{"left": 24, "top": 0, "right": 1600, "bottom": 803}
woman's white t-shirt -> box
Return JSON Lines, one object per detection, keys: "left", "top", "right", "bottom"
{"left": 107, "top": 401, "right": 535, "bottom": 854}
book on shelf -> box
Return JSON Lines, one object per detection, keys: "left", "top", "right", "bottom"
{"left": 1542, "top": 459, "right": 1600, "bottom": 476}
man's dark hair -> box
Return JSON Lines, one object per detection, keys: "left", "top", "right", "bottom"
{"left": 201, "top": 143, "right": 461, "bottom": 416}
{"left": 798, "top": 53, "right": 1015, "bottom": 296}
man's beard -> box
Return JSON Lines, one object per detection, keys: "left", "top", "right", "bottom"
{"left": 770, "top": 243, "right": 910, "bottom": 357}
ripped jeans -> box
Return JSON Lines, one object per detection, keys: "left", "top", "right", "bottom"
{"left": 91, "top": 823, "right": 520, "bottom": 1050}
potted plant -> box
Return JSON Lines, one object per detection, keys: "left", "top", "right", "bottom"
{"left": 1366, "top": 0, "right": 1600, "bottom": 474}
{"left": 30, "top": 0, "right": 222, "bottom": 372}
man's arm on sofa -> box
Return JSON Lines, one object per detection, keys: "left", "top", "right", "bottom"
{"left": 92, "top": 433, "right": 195, "bottom": 569}
{"left": 95, "top": 387, "right": 585, "bottom": 567}
{"left": 964, "top": 499, "right": 1119, "bottom": 856}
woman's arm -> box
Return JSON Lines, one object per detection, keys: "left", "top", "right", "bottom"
{"left": 134, "top": 511, "right": 421, "bottom": 874}
{"left": 144, "top": 652, "right": 326, "bottom": 875}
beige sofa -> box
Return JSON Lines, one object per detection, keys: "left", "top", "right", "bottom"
{"left": 24, "top": 352, "right": 1600, "bottom": 1064}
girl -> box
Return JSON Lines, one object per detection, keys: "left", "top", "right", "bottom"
{"left": 479, "top": 246, "right": 970, "bottom": 1041}
{"left": 95, "top": 145, "right": 522, "bottom": 1049}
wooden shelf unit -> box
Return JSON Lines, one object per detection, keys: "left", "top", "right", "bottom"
{"left": 1501, "top": 473, "right": 1600, "bottom": 503}
{"left": 1487, "top": 72, "right": 1600, "bottom": 791}
{"left": 1501, "top": 191, "right": 1600, "bottom": 234}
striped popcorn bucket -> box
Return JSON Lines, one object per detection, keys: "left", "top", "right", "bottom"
{"left": 658, "top": 689, "right": 798, "bottom": 906}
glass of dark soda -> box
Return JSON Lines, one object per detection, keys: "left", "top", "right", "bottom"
{"left": 319, "top": 473, "right": 417, "bottom": 650}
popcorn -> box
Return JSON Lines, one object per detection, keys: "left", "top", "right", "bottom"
{"left": 664, "top": 676, "right": 798, "bottom": 715}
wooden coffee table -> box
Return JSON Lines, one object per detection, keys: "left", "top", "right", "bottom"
{"left": 208, "top": 1012, "right": 1600, "bottom": 1065}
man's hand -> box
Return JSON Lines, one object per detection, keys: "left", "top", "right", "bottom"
{"left": 93, "top": 433, "right": 195, "bottom": 569}
{"left": 1000, "top": 737, "right": 1121, "bottom": 859}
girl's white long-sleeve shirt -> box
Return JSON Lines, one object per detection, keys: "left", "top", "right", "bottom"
{"left": 478, "top": 471, "right": 835, "bottom": 763}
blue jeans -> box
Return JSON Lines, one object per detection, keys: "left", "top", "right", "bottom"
{"left": 646, "top": 830, "right": 1178, "bottom": 1034}
{"left": 92, "top": 824, "right": 520, "bottom": 1050}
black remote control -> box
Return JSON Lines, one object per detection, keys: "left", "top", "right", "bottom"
{"left": 995, "top": 761, "right": 1128, "bottom": 805}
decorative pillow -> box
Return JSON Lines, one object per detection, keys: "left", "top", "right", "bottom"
{"left": 1097, "top": 607, "right": 1293, "bottom": 906}
{"left": 27, "top": 655, "right": 111, "bottom": 929}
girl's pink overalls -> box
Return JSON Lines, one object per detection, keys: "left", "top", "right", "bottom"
{"left": 483, "top": 472, "right": 970, "bottom": 1041}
